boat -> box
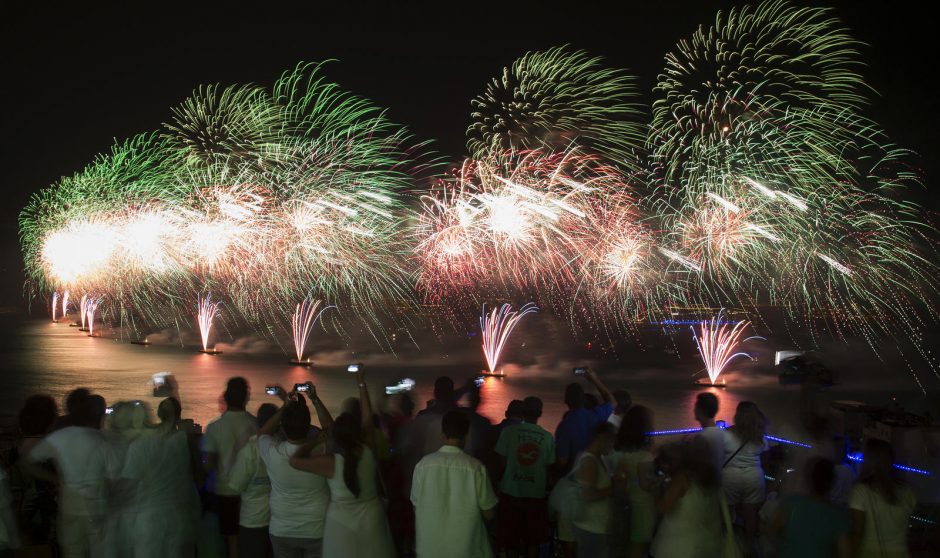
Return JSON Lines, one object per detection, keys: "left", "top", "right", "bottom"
{"left": 693, "top": 377, "right": 727, "bottom": 388}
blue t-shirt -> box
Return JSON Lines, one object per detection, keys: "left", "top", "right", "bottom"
{"left": 554, "top": 403, "right": 613, "bottom": 472}
{"left": 779, "top": 494, "right": 850, "bottom": 558}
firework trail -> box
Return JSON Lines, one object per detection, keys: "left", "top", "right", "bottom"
{"left": 691, "top": 314, "right": 758, "bottom": 384}
{"left": 480, "top": 303, "right": 539, "bottom": 374}
{"left": 197, "top": 293, "right": 222, "bottom": 351}
{"left": 291, "top": 297, "right": 335, "bottom": 362}
{"left": 79, "top": 294, "right": 88, "bottom": 329}
{"left": 51, "top": 292, "right": 59, "bottom": 322}
{"left": 62, "top": 290, "right": 70, "bottom": 319}
{"left": 85, "top": 296, "right": 102, "bottom": 336}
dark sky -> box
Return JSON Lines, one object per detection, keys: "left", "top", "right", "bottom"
{"left": 2, "top": 1, "right": 937, "bottom": 308}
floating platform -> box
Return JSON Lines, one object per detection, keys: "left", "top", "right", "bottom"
{"left": 130, "top": 340, "right": 151, "bottom": 346}
{"left": 69, "top": 323, "right": 80, "bottom": 327}
{"left": 289, "top": 358, "right": 314, "bottom": 366}
{"left": 480, "top": 371, "right": 506, "bottom": 378}
{"left": 693, "top": 378, "right": 727, "bottom": 388}
{"left": 78, "top": 327, "right": 89, "bottom": 332}
{"left": 199, "top": 348, "right": 223, "bottom": 355}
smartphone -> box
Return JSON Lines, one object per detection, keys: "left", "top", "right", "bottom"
{"left": 474, "top": 376, "right": 485, "bottom": 388}
{"left": 105, "top": 407, "right": 114, "bottom": 415}
{"left": 573, "top": 367, "right": 587, "bottom": 376}
{"left": 265, "top": 386, "right": 280, "bottom": 396}
{"left": 294, "top": 382, "right": 310, "bottom": 393}
{"left": 347, "top": 363, "right": 361, "bottom": 373}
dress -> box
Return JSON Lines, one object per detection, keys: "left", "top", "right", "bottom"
{"left": 613, "top": 449, "right": 656, "bottom": 543}
{"left": 650, "top": 482, "right": 721, "bottom": 558}
{"left": 323, "top": 446, "right": 395, "bottom": 558}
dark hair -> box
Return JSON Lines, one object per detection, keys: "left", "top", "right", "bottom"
{"left": 613, "top": 390, "right": 632, "bottom": 414}
{"left": 19, "top": 395, "right": 58, "bottom": 435}
{"left": 282, "top": 402, "right": 311, "bottom": 440}
{"left": 859, "top": 438, "right": 904, "bottom": 505}
{"left": 87, "top": 395, "right": 107, "bottom": 428}
{"left": 256, "top": 403, "right": 279, "bottom": 428}
{"left": 806, "top": 457, "right": 835, "bottom": 498}
{"left": 332, "top": 414, "right": 363, "bottom": 497}
{"left": 433, "top": 376, "right": 455, "bottom": 402}
{"left": 680, "top": 437, "right": 719, "bottom": 489}
{"left": 224, "top": 377, "right": 249, "bottom": 409}
{"left": 505, "top": 400, "right": 524, "bottom": 419}
{"left": 589, "top": 421, "right": 615, "bottom": 447}
{"left": 522, "top": 397, "right": 543, "bottom": 421}
{"left": 564, "top": 383, "right": 584, "bottom": 409}
{"left": 733, "top": 401, "right": 766, "bottom": 445}
{"left": 616, "top": 405, "right": 653, "bottom": 451}
{"left": 583, "top": 393, "right": 599, "bottom": 410}
{"left": 442, "top": 410, "right": 470, "bottom": 439}
{"left": 157, "top": 397, "right": 182, "bottom": 425}
{"left": 65, "top": 388, "right": 91, "bottom": 417}
{"left": 695, "top": 393, "right": 719, "bottom": 419}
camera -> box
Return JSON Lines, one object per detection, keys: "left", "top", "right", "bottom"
{"left": 474, "top": 376, "right": 485, "bottom": 388}
{"left": 105, "top": 407, "right": 114, "bottom": 415}
{"left": 294, "top": 382, "right": 311, "bottom": 393}
{"left": 573, "top": 367, "right": 587, "bottom": 376}
{"left": 347, "top": 363, "right": 361, "bottom": 373}
{"left": 265, "top": 386, "right": 281, "bottom": 396}
{"left": 385, "top": 378, "right": 416, "bottom": 395}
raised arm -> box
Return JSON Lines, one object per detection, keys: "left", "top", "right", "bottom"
{"left": 307, "top": 384, "right": 333, "bottom": 432}
{"left": 289, "top": 445, "right": 335, "bottom": 478}
{"left": 355, "top": 366, "right": 374, "bottom": 435}
{"left": 586, "top": 368, "right": 614, "bottom": 405}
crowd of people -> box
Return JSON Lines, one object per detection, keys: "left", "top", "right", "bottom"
{"left": 0, "top": 366, "right": 928, "bottom": 558}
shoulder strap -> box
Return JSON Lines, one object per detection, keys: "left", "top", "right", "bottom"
{"left": 722, "top": 440, "right": 747, "bottom": 469}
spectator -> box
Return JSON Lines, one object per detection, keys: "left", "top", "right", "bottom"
{"left": 496, "top": 399, "right": 524, "bottom": 434}
{"left": 572, "top": 422, "right": 616, "bottom": 558}
{"left": 723, "top": 401, "right": 768, "bottom": 554}
{"left": 8, "top": 395, "right": 58, "bottom": 546}
{"left": 607, "top": 390, "right": 632, "bottom": 430}
{"left": 104, "top": 400, "right": 152, "bottom": 557}
{"left": 1, "top": 468, "right": 20, "bottom": 556}
{"left": 121, "top": 397, "right": 200, "bottom": 558}
{"left": 289, "top": 369, "right": 395, "bottom": 558}
{"left": 258, "top": 388, "right": 332, "bottom": 558}
{"left": 414, "top": 376, "right": 461, "bottom": 458}
{"left": 554, "top": 368, "right": 614, "bottom": 555}
{"left": 611, "top": 405, "right": 657, "bottom": 558}
{"left": 494, "top": 397, "right": 555, "bottom": 557}
{"left": 772, "top": 458, "right": 850, "bottom": 558}
{"left": 411, "top": 411, "right": 498, "bottom": 558}
{"left": 694, "top": 392, "right": 725, "bottom": 473}
{"left": 650, "top": 438, "right": 722, "bottom": 558}
{"left": 203, "top": 377, "right": 258, "bottom": 557}
{"left": 229, "top": 403, "right": 279, "bottom": 558}
{"left": 24, "top": 388, "right": 110, "bottom": 558}
{"left": 460, "top": 383, "right": 495, "bottom": 462}
{"left": 848, "top": 439, "right": 916, "bottom": 558}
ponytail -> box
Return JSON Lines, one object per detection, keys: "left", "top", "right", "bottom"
{"left": 333, "top": 413, "right": 362, "bottom": 497}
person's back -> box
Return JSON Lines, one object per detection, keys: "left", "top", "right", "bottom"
{"left": 651, "top": 479, "right": 721, "bottom": 558}
{"left": 849, "top": 482, "right": 915, "bottom": 557}
{"left": 204, "top": 408, "right": 257, "bottom": 494}
{"left": 775, "top": 458, "right": 850, "bottom": 558}
{"left": 411, "top": 411, "right": 498, "bottom": 558}
{"left": 258, "top": 434, "right": 329, "bottom": 539}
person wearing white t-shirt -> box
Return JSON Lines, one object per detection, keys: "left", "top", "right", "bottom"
{"left": 411, "top": 411, "right": 498, "bottom": 558}
{"left": 693, "top": 392, "right": 727, "bottom": 473}
{"left": 230, "top": 403, "right": 279, "bottom": 558}
{"left": 203, "top": 377, "right": 258, "bottom": 556}
{"left": 849, "top": 439, "right": 917, "bottom": 558}
{"left": 24, "top": 389, "right": 111, "bottom": 558}
{"left": 258, "top": 385, "right": 333, "bottom": 558}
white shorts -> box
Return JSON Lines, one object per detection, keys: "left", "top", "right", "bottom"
{"left": 723, "top": 467, "right": 766, "bottom": 505}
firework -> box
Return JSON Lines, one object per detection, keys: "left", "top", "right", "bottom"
{"left": 51, "top": 292, "right": 59, "bottom": 322}
{"left": 291, "top": 297, "right": 335, "bottom": 363}
{"left": 692, "top": 315, "right": 757, "bottom": 384}
{"left": 85, "top": 296, "right": 102, "bottom": 336}
{"left": 79, "top": 294, "right": 88, "bottom": 330}
{"left": 197, "top": 293, "right": 222, "bottom": 352}
{"left": 480, "top": 303, "right": 538, "bottom": 374}
{"left": 62, "top": 290, "right": 70, "bottom": 319}
{"left": 468, "top": 46, "right": 645, "bottom": 169}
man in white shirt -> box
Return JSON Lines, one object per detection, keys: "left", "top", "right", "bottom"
{"left": 25, "top": 389, "right": 110, "bottom": 558}
{"left": 203, "top": 377, "right": 258, "bottom": 556}
{"left": 258, "top": 388, "right": 332, "bottom": 558}
{"left": 694, "top": 392, "right": 727, "bottom": 472}
{"left": 411, "top": 411, "right": 498, "bottom": 558}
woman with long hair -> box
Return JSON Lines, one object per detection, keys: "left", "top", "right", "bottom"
{"left": 722, "top": 401, "right": 768, "bottom": 554}
{"left": 573, "top": 422, "right": 616, "bottom": 558}
{"left": 290, "top": 368, "right": 394, "bottom": 558}
{"left": 848, "top": 439, "right": 916, "bottom": 558}
{"left": 650, "top": 437, "right": 722, "bottom": 558}
{"left": 611, "top": 405, "right": 657, "bottom": 558}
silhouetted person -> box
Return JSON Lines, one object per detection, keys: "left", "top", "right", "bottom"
{"left": 607, "top": 389, "right": 632, "bottom": 430}
{"left": 848, "top": 439, "right": 916, "bottom": 558}
{"left": 572, "top": 422, "right": 615, "bottom": 558}
{"left": 772, "top": 458, "right": 850, "bottom": 558}
{"left": 230, "top": 403, "right": 278, "bottom": 558}
{"left": 611, "top": 405, "right": 657, "bottom": 558}
{"left": 9, "top": 395, "right": 58, "bottom": 546}
{"left": 694, "top": 392, "right": 725, "bottom": 473}
{"left": 723, "top": 401, "right": 768, "bottom": 555}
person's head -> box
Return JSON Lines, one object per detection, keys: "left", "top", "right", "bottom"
{"left": 433, "top": 376, "right": 455, "bottom": 404}
{"left": 332, "top": 413, "right": 363, "bottom": 497}
{"left": 341, "top": 397, "right": 362, "bottom": 421}
{"left": 613, "top": 390, "right": 632, "bottom": 415}
{"left": 522, "top": 397, "right": 543, "bottom": 423}
{"left": 157, "top": 397, "right": 182, "bottom": 426}
{"left": 442, "top": 410, "right": 470, "bottom": 443}
{"left": 694, "top": 392, "right": 719, "bottom": 425}
{"left": 65, "top": 388, "right": 91, "bottom": 418}
{"left": 281, "top": 401, "right": 311, "bottom": 441}
{"left": 859, "top": 438, "right": 902, "bottom": 504}
{"left": 87, "top": 395, "right": 107, "bottom": 429}
{"left": 505, "top": 399, "right": 524, "bottom": 420}
{"left": 466, "top": 384, "right": 482, "bottom": 411}
{"left": 615, "top": 405, "right": 653, "bottom": 452}
{"left": 19, "top": 395, "right": 58, "bottom": 436}
{"left": 733, "top": 401, "right": 766, "bottom": 445}
{"left": 806, "top": 457, "right": 835, "bottom": 500}
{"left": 223, "top": 377, "right": 249, "bottom": 410}
{"left": 679, "top": 436, "right": 720, "bottom": 489}
{"left": 583, "top": 393, "right": 599, "bottom": 410}
{"left": 564, "top": 383, "right": 584, "bottom": 410}
{"left": 256, "top": 403, "right": 278, "bottom": 428}
{"left": 587, "top": 421, "right": 616, "bottom": 456}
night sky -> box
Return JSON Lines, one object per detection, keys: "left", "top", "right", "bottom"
{"left": 2, "top": 0, "right": 937, "bottom": 309}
